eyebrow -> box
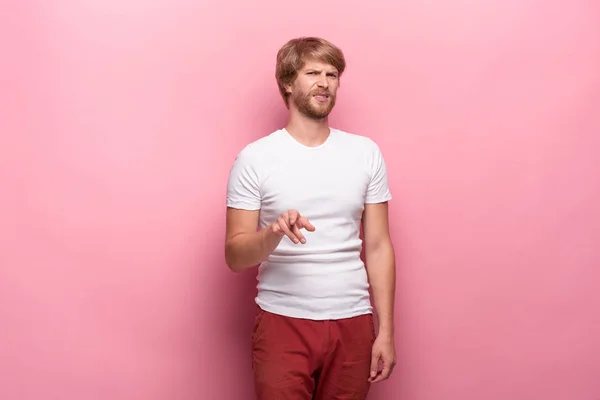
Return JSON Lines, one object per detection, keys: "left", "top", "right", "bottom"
{"left": 305, "top": 68, "right": 338, "bottom": 74}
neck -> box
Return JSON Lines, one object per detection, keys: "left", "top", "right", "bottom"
{"left": 285, "top": 110, "right": 331, "bottom": 147}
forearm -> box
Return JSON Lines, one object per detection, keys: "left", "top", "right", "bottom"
{"left": 365, "top": 240, "right": 396, "bottom": 336}
{"left": 225, "top": 227, "right": 282, "bottom": 272}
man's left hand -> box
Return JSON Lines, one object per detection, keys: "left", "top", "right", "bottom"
{"left": 368, "top": 333, "right": 397, "bottom": 383}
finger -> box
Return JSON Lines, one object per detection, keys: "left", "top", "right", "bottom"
{"left": 370, "top": 373, "right": 385, "bottom": 383}
{"left": 370, "top": 367, "right": 390, "bottom": 383}
{"left": 271, "top": 222, "right": 284, "bottom": 236}
{"left": 277, "top": 217, "right": 299, "bottom": 244}
{"left": 288, "top": 209, "right": 299, "bottom": 226}
{"left": 381, "top": 365, "right": 393, "bottom": 380}
{"left": 298, "top": 216, "right": 316, "bottom": 232}
{"left": 369, "top": 353, "right": 379, "bottom": 381}
{"left": 279, "top": 211, "right": 291, "bottom": 230}
{"left": 291, "top": 224, "right": 306, "bottom": 244}
{"left": 371, "top": 360, "right": 394, "bottom": 383}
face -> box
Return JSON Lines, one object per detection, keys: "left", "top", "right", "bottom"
{"left": 286, "top": 58, "right": 340, "bottom": 119}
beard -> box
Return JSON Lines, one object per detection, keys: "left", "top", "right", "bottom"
{"left": 292, "top": 89, "right": 336, "bottom": 120}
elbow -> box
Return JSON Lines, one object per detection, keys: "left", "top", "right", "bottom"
{"left": 224, "top": 242, "right": 235, "bottom": 271}
{"left": 224, "top": 244, "right": 248, "bottom": 273}
{"left": 224, "top": 235, "right": 261, "bottom": 273}
{"left": 226, "top": 261, "right": 244, "bottom": 273}
{"left": 224, "top": 251, "right": 242, "bottom": 273}
{"left": 364, "top": 241, "right": 396, "bottom": 269}
{"left": 365, "top": 238, "right": 394, "bottom": 255}
{"left": 225, "top": 254, "right": 258, "bottom": 273}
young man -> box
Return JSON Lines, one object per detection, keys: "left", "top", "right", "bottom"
{"left": 225, "top": 37, "right": 397, "bottom": 399}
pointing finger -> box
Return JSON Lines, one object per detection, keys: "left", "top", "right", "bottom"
{"left": 298, "top": 217, "right": 316, "bottom": 232}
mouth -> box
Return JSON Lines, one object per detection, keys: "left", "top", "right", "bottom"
{"left": 313, "top": 93, "right": 330, "bottom": 102}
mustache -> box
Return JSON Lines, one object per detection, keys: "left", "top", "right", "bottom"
{"left": 309, "top": 90, "right": 333, "bottom": 96}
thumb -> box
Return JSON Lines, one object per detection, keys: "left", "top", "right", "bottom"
{"left": 370, "top": 352, "right": 379, "bottom": 379}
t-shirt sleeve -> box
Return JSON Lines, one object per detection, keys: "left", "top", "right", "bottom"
{"left": 365, "top": 141, "right": 393, "bottom": 204}
{"left": 226, "top": 147, "right": 262, "bottom": 210}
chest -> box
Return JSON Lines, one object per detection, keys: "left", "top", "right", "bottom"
{"left": 258, "top": 155, "right": 370, "bottom": 222}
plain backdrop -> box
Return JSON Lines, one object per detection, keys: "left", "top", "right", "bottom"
{"left": 1, "top": 1, "right": 599, "bottom": 399}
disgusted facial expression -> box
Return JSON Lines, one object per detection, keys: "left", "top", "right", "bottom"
{"left": 287, "top": 57, "right": 340, "bottom": 120}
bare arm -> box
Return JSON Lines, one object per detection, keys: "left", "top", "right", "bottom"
{"left": 225, "top": 208, "right": 316, "bottom": 272}
{"left": 224, "top": 208, "right": 283, "bottom": 272}
{"left": 363, "top": 202, "right": 396, "bottom": 336}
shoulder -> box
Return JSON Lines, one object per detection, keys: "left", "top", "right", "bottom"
{"left": 332, "top": 128, "right": 382, "bottom": 153}
{"left": 234, "top": 130, "right": 284, "bottom": 164}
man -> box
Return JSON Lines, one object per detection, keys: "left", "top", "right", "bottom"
{"left": 224, "top": 37, "right": 397, "bottom": 399}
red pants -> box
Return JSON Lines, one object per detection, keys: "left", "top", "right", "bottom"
{"left": 251, "top": 305, "right": 375, "bottom": 400}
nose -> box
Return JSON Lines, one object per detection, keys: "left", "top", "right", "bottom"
{"left": 317, "top": 73, "right": 329, "bottom": 89}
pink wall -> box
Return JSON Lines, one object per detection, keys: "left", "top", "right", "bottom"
{"left": 2, "top": 1, "right": 599, "bottom": 399}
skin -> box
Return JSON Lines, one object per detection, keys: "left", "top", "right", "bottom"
{"left": 224, "top": 56, "right": 397, "bottom": 383}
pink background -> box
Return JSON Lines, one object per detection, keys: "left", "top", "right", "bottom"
{"left": 2, "top": 1, "right": 600, "bottom": 399}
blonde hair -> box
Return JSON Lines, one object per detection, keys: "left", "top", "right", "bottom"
{"left": 275, "top": 37, "right": 346, "bottom": 108}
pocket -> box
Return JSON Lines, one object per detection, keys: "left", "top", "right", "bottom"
{"left": 252, "top": 306, "right": 267, "bottom": 341}
{"left": 369, "top": 314, "right": 376, "bottom": 342}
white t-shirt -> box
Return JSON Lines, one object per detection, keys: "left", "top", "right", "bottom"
{"left": 226, "top": 128, "right": 392, "bottom": 320}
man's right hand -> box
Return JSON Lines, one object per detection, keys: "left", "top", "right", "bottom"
{"left": 270, "top": 209, "right": 316, "bottom": 244}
